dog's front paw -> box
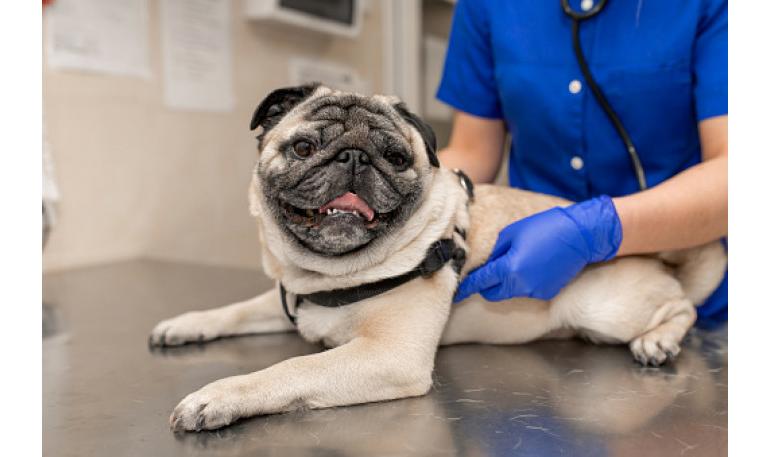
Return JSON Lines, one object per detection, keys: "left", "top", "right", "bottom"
{"left": 170, "top": 380, "right": 244, "bottom": 432}
{"left": 149, "top": 311, "right": 226, "bottom": 347}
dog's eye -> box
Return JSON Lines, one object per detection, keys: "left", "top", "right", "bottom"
{"left": 292, "top": 140, "right": 316, "bottom": 159}
{"left": 385, "top": 151, "right": 408, "bottom": 168}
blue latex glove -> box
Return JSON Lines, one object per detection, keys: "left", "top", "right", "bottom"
{"left": 454, "top": 195, "right": 623, "bottom": 302}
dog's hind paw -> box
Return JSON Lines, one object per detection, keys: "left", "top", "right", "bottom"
{"left": 630, "top": 333, "right": 681, "bottom": 367}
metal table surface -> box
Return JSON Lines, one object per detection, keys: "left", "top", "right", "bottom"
{"left": 43, "top": 260, "right": 728, "bottom": 457}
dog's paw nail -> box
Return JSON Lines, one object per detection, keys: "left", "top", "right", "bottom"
{"left": 194, "top": 414, "right": 207, "bottom": 431}
{"left": 170, "top": 413, "right": 183, "bottom": 432}
{"left": 193, "top": 403, "right": 208, "bottom": 430}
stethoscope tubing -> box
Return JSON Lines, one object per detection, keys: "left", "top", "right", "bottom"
{"left": 561, "top": 0, "right": 648, "bottom": 190}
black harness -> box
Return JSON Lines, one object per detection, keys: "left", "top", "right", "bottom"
{"left": 279, "top": 169, "right": 474, "bottom": 325}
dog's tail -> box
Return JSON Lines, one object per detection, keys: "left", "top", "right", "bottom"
{"left": 658, "top": 241, "right": 727, "bottom": 306}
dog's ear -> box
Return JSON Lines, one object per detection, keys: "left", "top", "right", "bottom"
{"left": 393, "top": 103, "right": 439, "bottom": 167}
{"left": 250, "top": 83, "right": 320, "bottom": 138}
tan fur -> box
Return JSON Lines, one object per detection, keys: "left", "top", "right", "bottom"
{"left": 463, "top": 185, "right": 572, "bottom": 273}
{"left": 149, "top": 89, "right": 726, "bottom": 432}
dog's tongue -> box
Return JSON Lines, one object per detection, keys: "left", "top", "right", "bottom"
{"left": 319, "top": 192, "right": 375, "bottom": 222}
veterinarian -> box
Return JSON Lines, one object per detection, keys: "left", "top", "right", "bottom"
{"left": 438, "top": 0, "right": 727, "bottom": 327}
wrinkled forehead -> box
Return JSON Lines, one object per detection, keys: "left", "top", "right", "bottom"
{"left": 302, "top": 94, "right": 405, "bottom": 134}
{"left": 303, "top": 94, "right": 399, "bottom": 124}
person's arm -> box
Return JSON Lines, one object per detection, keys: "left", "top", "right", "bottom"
{"left": 438, "top": 112, "right": 507, "bottom": 184}
{"left": 614, "top": 115, "right": 728, "bottom": 255}
{"left": 453, "top": 115, "right": 727, "bottom": 304}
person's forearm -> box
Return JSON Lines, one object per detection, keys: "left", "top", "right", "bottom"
{"left": 613, "top": 155, "right": 727, "bottom": 256}
{"left": 437, "top": 112, "right": 507, "bottom": 184}
{"left": 438, "top": 146, "right": 502, "bottom": 184}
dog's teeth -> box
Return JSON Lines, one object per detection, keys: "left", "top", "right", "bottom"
{"left": 324, "top": 208, "right": 365, "bottom": 216}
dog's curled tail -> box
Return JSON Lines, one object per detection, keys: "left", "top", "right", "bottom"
{"left": 658, "top": 241, "right": 727, "bottom": 306}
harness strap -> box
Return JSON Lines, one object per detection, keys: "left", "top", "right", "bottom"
{"left": 279, "top": 238, "right": 464, "bottom": 323}
{"left": 452, "top": 168, "right": 474, "bottom": 202}
{"left": 279, "top": 282, "right": 297, "bottom": 325}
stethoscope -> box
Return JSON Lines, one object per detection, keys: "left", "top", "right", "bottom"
{"left": 561, "top": 0, "right": 648, "bottom": 190}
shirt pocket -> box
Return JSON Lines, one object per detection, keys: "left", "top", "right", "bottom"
{"left": 596, "top": 62, "right": 701, "bottom": 180}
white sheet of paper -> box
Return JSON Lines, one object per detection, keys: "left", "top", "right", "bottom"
{"left": 423, "top": 36, "right": 452, "bottom": 121}
{"left": 43, "top": 116, "right": 60, "bottom": 203}
{"left": 46, "top": 0, "right": 150, "bottom": 78}
{"left": 289, "top": 58, "right": 370, "bottom": 95}
{"left": 161, "top": 0, "right": 234, "bottom": 112}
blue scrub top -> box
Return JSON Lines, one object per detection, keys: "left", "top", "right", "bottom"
{"left": 437, "top": 0, "right": 727, "bottom": 327}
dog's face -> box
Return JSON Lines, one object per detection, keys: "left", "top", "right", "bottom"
{"left": 251, "top": 84, "right": 440, "bottom": 256}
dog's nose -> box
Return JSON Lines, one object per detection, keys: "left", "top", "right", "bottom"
{"left": 335, "top": 149, "right": 370, "bottom": 168}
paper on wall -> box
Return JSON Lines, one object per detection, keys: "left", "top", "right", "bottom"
{"left": 423, "top": 36, "right": 452, "bottom": 121}
{"left": 161, "top": 0, "right": 235, "bottom": 112}
{"left": 46, "top": 0, "right": 150, "bottom": 78}
{"left": 43, "top": 110, "right": 60, "bottom": 230}
{"left": 289, "top": 58, "right": 370, "bottom": 95}
{"left": 43, "top": 121, "right": 60, "bottom": 203}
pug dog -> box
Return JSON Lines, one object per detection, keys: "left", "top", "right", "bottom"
{"left": 149, "top": 84, "right": 727, "bottom": 432}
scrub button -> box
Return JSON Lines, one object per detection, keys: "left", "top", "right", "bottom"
{"left": 581, "top": 0, "right": 594, "bottom": 11}
{"left": 570, "top": 156, "right": 584, "bottom": 171}
{"left": 569, "top": 80, "right": 582, "bottom": 94}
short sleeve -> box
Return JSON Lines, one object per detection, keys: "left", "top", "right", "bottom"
{"left": 693, "top": 0, "right": 728, "bottom": 121}
{"left": 436, "top": 0, "right": 503, "bottom": 119}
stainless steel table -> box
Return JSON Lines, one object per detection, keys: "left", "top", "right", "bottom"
{"left": 43, "top": 260, "right": 727, "bottom": 456}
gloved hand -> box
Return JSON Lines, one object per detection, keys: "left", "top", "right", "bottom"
{"left": 454, "top": 195, "right": 623, "bottom": 302}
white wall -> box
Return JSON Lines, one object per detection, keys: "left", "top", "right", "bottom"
{"left": 43, "top": 0, "right": 385, "bottom": 272}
